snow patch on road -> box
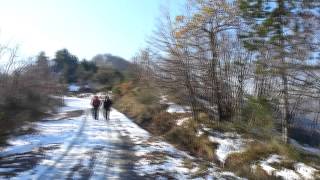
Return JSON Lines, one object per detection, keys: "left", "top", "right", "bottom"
{"left": 57, "top": 96, "right": 91, "bottom": 112}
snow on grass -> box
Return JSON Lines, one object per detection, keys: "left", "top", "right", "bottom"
{"left": 219, "top": 171, "right": 246, "bottom": 180}
{"left": 167, "top": 104, "right": 190, "bottom": 114}
{"left": 258, "top": 154, "right": 282, "bottom": 175}
{"left": 255, "top": 154, "right": 319, "bottom": 180}
{"left": 197, "top": 130, "right": 204, "bottom": 137}
{"left": 133, "top": 141, "right": 190, "bottom": 158}
{"left": 159, "top": 95, "right": 191, "bottom": 114}
{"left": 159, "top": 95, "right": 169, "bottom": 104}
{"left": 275, "top": 168, "right": 301, "bottom": 180}
{"left": 176, "top": 117, "right": 190, "bottom": 126}
{"left": 208, "top": 132, "right": 245, "bottom": 163}
{"left": 204, "top": 167, "right": 246, "bottom": 180}
{"left": 294, "top": 163, "right": 318, "bottom": 180}
{"left": 265, "top": 154, "right": 282, "bottom": 164}
{"left": 135, "top": 157, "right": 191, "bottom": 179}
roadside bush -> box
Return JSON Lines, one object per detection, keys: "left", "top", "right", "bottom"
{"left": 0, "top": 51, "right": 61, "bottom": 144}
{"left": 239, "top": 96, "right": 274, "bottom": 138}
{"left": 112, "top": 81, "right": 135, "bottom": 98}
{"left": 136, "top": 90, "right": 159, "bottom": 105}
{"left": 112, "top": 86, "right": 122, "bottom": 96}
{"left": 147, "top": 112, "right": 177, "bottom": 135}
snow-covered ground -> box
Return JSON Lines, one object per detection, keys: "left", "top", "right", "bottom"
{"left": 203, "top": 129, "right": 247, "bottom": 164}
{"left": 110, "top": 104, "right": 244, "bottom": 179}
{"left": 167, "top": 104, "right": 190, "bottom": 114}
{"left": 57, "top": 96, "right": 91, "bottom": 112}
{"left": 0, "top": 96, "right": 122, "bottom": 179}
{"left": 0, "top": 96, "right": 244, "bottom": 179}
{"left": 176, "top": 117, "right": 190, "bottom": 126}
{"left": 252, "top": 154, "right": 319, "bottom": 180}
{"left": 68, "top": 84, "right": 80, "bottom": 92}
{"left": 160, "top": 95, "right": 191, "bottom": 114}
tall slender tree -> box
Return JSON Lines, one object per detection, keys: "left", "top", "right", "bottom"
{"left": 239, "top": 0, "right": 320, "bottom": 142}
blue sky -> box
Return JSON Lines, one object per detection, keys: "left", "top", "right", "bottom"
{"left": 0, "top": 0, "right": 184, "bottom": 61}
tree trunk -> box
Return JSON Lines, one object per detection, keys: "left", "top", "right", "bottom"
{"left": 281, "top": 71, "right": 289, "bottom": 143}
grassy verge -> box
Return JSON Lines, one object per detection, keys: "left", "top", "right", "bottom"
{"left": 113, "top": 82, "right": 216, "bottom": 160}
{"left": 224, "top": 137, "right": 320, "bottom": 179}
{"left": 113, "top": 82, "right": 320, "bottom": 179}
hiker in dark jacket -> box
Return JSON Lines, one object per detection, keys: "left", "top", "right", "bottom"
{"left": 91, "top": 95, "right": 101, "bottom": 120}
{"left": 103, "top": 96, "right": 112, "bottom": 120}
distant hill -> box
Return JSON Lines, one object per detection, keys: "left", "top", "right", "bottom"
{"left": 92, "top": 54, "right": 131, "bottom": 71}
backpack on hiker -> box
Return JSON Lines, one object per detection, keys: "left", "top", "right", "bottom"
{"left": 92, "top": 96, "right": 101, "bottom": 108}
{"left": 103, "top": 98, "right": 112, "bottom": 110}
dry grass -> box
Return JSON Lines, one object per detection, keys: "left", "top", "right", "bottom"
{"left": 224, "top": 138, "right": 302, "bottom": 179}
{"left": 192, "top": 161, "right": 212, "bottom": 178}
{"left": 165, "top": 121, "right": 217, "bottom": 160}
{"left": 114, "top": 82, "right": 218, "bottom": 160}
{"left": 115, "top": 94, "right": 147, "bottom": 120}
{"left": 182, "top": 158, "right": 194, "bottom": 169}
{"left": 147, "top": 111, "right": 178, "bottom": 135}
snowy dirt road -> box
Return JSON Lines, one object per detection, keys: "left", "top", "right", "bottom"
{"left": 0, "top": 97, "right": 142, "bottom": 179}
{"left": 0, "top": 96, "right": 242, "bottom": 180}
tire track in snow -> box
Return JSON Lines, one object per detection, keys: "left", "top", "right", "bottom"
{"left": 36, "top": 109, "right": 89, "bottom": 179}
{"left": 99, "top": 115, "right": 123, "bottom": 179}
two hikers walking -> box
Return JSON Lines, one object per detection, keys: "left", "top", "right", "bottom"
{"left": 91, "top": 95, "right": 112, "bottom": 120}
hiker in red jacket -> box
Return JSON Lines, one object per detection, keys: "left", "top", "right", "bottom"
{"left": 91, "top": 95, "right": 101, "bottom": 120}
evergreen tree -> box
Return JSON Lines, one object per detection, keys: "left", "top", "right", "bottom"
{"left": 53, "top": 49, "right": 79, "bottom": 83}
{"left": 239, "top": 0, "right": 319, "bottom": 142}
